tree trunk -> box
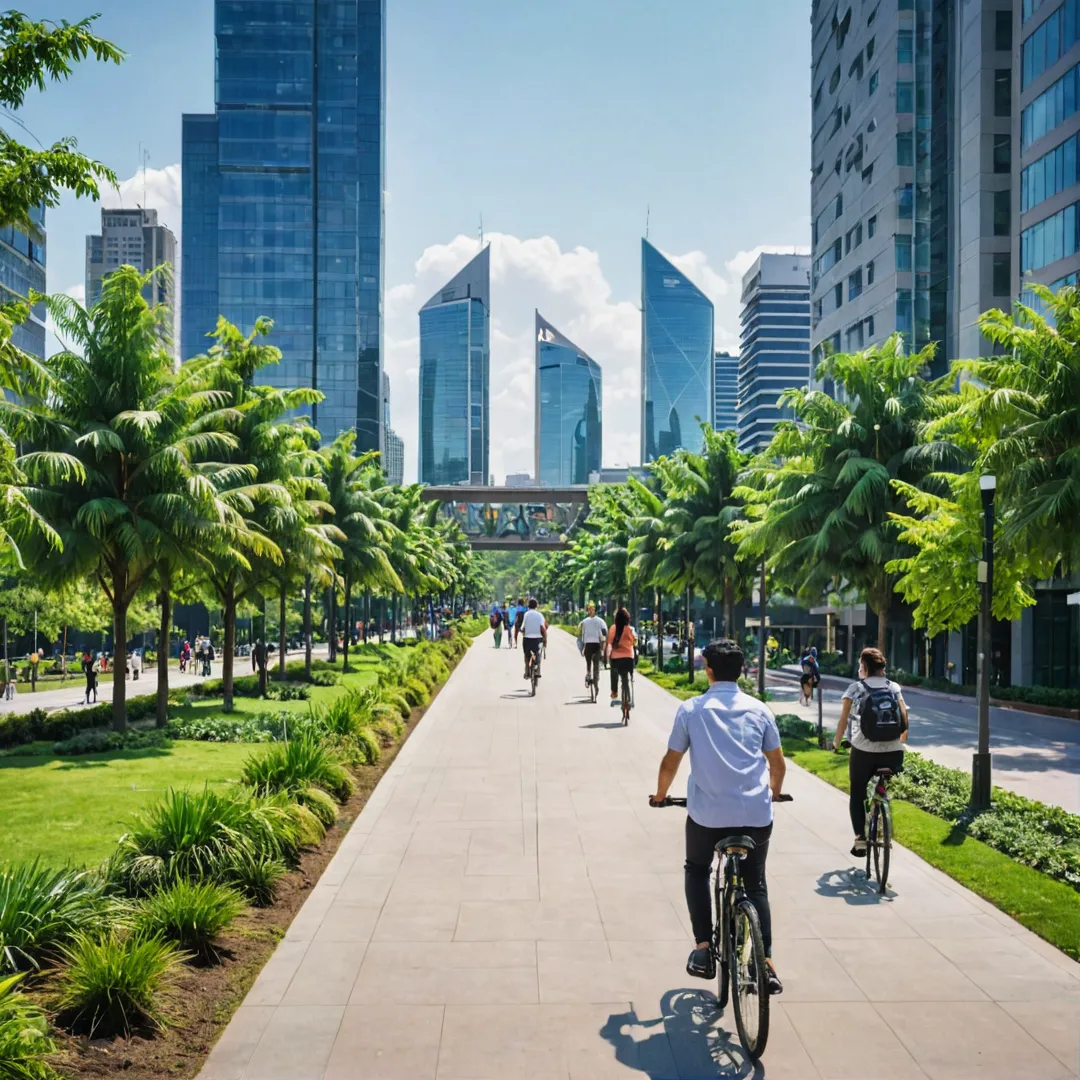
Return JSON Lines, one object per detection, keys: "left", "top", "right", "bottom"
{"left": 278, "top": 580, "right": 288, "bottom": 682}
{"left": 111, "top": 593, "right": 129, "bottom": 734}
{"left": 363, "top": 589, "right": 371, "bottom": 641}
{"left": 876, "top": 602, "right": 889, "bottom": 657}
{"left": 303, "top": 573, "right": 313, "bottom": 681}
{"left": 391, "top": 594, "right": 398, "bottom": 643}
{"left": 656, "top": 590, "right": 664, "bottom": 671}
{"left": 686, "top": 584, "right": 695, "bottom": 686}
{"left": 328, "top": 586, "right": 337, "bottom": 663}
{"left": 222, "top": 579, "right": 236, "bottom": 712}
{"left": 723, "top": 576, "right": 734, "bottom": 640}
{"left": 156, "top": 586, "right": 172, "bottom": 727}
{"left": 342, "top": 575, "right": 353, "bottom": 671}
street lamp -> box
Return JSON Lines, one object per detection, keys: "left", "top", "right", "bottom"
{"left": 971, "top": 473, "right": 996, "bottom": 810}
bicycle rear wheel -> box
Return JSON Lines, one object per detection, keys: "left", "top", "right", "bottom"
{"left": 869, "top": 800, "right": 891, "bottom": 893}
{"left": 730, "top": 898, "right": 770, "bottom": 1060}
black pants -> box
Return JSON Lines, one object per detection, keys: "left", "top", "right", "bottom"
{"left": 685, "top": 816, "right": 773, "bottom": 957}
{"left": 583, "top": 642, "right": 602, "bottom": 684}
{"left": 849, "top": 746, "right": 904, "bottom": 838}
{"left": 610, "top": 656, "right": 634, "bottom": 696}
{"left": 523, "top": 637, "right": 541, "bottom": 672}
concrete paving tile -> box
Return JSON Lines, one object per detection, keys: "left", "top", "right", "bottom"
{"left": 281, "top": 941, "right": 368, "bottom": 1006}
{"left": 199, "top": 1006, "right": 275, "bottom": 1080}
{"left": 310, "top": 903, "right": 382, "bottom": 944}
{"left": 372, "top": 898, "right": 461, "bottom": 942}
{"left": 824, "top": 938, "right": 987, "bottom": 1002}
{"left": 324, "top": 1004, "right": 443, "bottom": 1080}
{"left": 1000, "top": 1000, "right": 1080, "bottom": 1074}
{"left": 927, "top": 935, "right": 1080, "bottom": 1002}
{"left": 895, "top": 913, "right": 1015, "bottom": 940}
{"left": 595, "top": 894, "right": 689, "bottom": 942}
{"left": 806, "top": 902, "right": 921, "bottom": 940}
{"left": 882, "top": 1001, "right": 1073, "bottom": 1079}
{"left": 242, "top": 1005, "right": 343, "bottom": 1080}
{"left": 455, "top": 898, "right": 606, "bottom": 941}
{"left": 465, "top": 852, "right": 537, "bottom": 876}
{"left": 387, "top": 872, "right": 539, "bottom": 903}
{"left": 334, "top": 871, "right": 394, "bottom": 906}
{"left": 282, "top": 885, "right": 338, "bottom": 943}
{"left": 771, "top": 938, "right": 867, "bottom": 1002}
{"left": 350, "top": 961, "right": 538, "bottom": 1005}
{"left": 243, "top": 939, "right": 309, "bottom": 1007}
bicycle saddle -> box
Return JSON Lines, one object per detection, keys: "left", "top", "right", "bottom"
{"left": 874, "top": 767, "right": 894, "bottom": 778}
{"left": 715, "top": 834, "right": 757, "bottom": 857}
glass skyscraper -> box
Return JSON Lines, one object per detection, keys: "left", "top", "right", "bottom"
{"left": 418, "top": 245, "right": 490, "bottom": 486}
{"left": 181, "top": 0, "right": 385, "bottom": 449}
{"left": 0, "top": 206, "right": 46, "bottom": 359}
{"left": 640, "top": 238, "right": 714, "bottom": 462}
{"left": 712, "top": 351, "right": 738, "bottom": 433}
{"left": 535, "top": 312, "right": 602, "bottom": 486}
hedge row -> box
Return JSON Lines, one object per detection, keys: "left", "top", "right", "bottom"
{"left": 0, "top": 694, "right": 159, "bottom": 750}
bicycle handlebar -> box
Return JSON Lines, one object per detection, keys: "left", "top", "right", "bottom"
{"left": 649, "top": 793, "right": 793, "bottom": 808}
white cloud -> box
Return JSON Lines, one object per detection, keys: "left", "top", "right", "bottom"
{"left": 101, "top": 164, "right": 182, "bottom": 238}
{"left": 725, "top": 244, "right": 811, "bottom": 282}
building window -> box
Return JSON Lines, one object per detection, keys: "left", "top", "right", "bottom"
{"left": 815, "top": 298, "right": 823, "bottom": 318}
{"left": 814, "top": 84, "right": 823, "bottom": 110}
{"left": 862, "top": 163, "right": 874, "bottom": 185}
{"left": 832, "top": 107, "right": 843, "bottom": 134}
{"left": 830, "top": 65, "right": 841, "bottom": 93}
{"left": 869, "top": 70, "right": 879, "bottom": 96}
{"left": 848, "top": 268, "right": 863, "bottom": 300}
{"left": 992, "top": 253, "right": 1011, "bottom": 296}
{"left": 868, "top": 214, "right": 877, "bottom": 238}
{"left": 849, "top": 54, "right": 864, "bottom": 79}
{"left": 898, "top": 183, "right": 914, "bottom": 218}
{"left": 895, "top": 235, "right": 913, "bottom": 271}
{"left": 835, "top": 193, "right": 844, "bottom": 219}
{"left": 994, "top": 70, "right": 1011, "bottom": 117}
{"left": 868, "top": 4, "right": 878, "bottom": 24}
{"left": 896, "top": 289, "right": 913, "bottom": 342}
{"left": 899, "top": 0, "right": 914, "bottom": 9}
{"left": 1021, "top": 131, "right": 1079, "bottom": 212}
{"left": 867, "top": 259, "right": 875, "bottom": 284}
{"left": 897, "top": 131, "right": 914, "bottom": 165}
{"left": 897, "top": 81, "right": 914, "bottom": 112}
{"left": 897, "top": 30, "right": 914, "bottom": 63}
{"left": 866, "top": 36, "right": 875, "bottom": 60}
{"left": 835, "top": 282, "right": 844, "bottom": 308}
{"left": 1022, "top": 62, "right": 1080, "bottom": 149}
{"left": 1020, "top": 201, "right": 1080, "bottom": 272}
{"left": 993, "top": 134, "right": 1011, "bottom": 173}
{"left": 995, "top": 9, "right": 1012, "bottom": 51}
{"left": 866, "top": 314, "right": 875, "bottom": 337}
{"left": 994, "top": 189, "right": 1011, "bottom": 236}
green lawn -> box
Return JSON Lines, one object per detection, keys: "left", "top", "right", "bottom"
{"left": 0, "top": 741, "right": 253, "bottom": 868}
{"left": 783, "top": 737, "right": 1080, "bottom": 961}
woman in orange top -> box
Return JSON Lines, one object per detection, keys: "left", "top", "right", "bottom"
{"left": 606, "top": 607, "right": 637, "bottom": 703}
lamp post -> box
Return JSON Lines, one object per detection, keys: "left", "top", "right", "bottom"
{"left": 971, "top": 474, "right": 996, "bottom": 811}
{"left": 757, "top": 555, "right": 767, "bottom": 699}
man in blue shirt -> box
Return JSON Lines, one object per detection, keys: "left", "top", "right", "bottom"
{"left": 650, "top": 639, "right": 787, "bottom": 994}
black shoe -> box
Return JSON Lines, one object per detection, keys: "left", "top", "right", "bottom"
{"left": 686, "top": 947, "right": 715, "bottom": 980}
{"left": 851, "top": 839, "right": 867, "bottom": 858}
{"left": 766, "top": 965, "right": 783, "bottom": 995}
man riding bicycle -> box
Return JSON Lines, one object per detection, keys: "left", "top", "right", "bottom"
{"left": 520, "top": 598, "right": 547, "bottom": 680}
{"left": 513, "top": 597, "right": 527, "bottom": 648}
{"left": 649, "top": 639, "right": 786, "bottom": 995}
{"left": 578, "top": 603, "right": 607, "bottom": 691}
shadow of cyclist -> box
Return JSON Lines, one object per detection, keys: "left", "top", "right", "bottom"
{"left": 815, "top": 867, "right": 892, "bottom": 904}
{"left": 598, "top": 988, "right": 763, "bottom": 1079}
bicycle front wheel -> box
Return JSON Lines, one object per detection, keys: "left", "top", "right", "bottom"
{"left": 730, "top": 898, "right": 770, "bottom": 1060}
{"left": 869, "top": 801, "right": 891, "bottom": 893}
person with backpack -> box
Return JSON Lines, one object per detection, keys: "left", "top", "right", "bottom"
{"left": 833, "top": 646, "right": 909, "bottom": 857}
{"left": 798, "top": 645, "right": 820, "bottom": 706}
{"left": 490, "top": 603, "right": 505, "bottom": 649}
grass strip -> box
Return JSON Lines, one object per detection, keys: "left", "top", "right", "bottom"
{"left": 783, "top": 736, "right": 1080, "bottom": 961}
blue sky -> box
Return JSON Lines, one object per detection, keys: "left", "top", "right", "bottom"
{"left": 17, "top": 0, "right": 811, "bottom": 479}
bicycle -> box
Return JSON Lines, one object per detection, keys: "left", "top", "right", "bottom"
{"left": 838, "top": 739, "right": 893, "bottom": 894}
{"left": 651, "top": 793, "right": 794, "bottom": 1061}
{"left": 529, "top": 644, "right": 542, "bottom": 697}
{"left": 620, "top": 666, "right": 633, "bottom": 725}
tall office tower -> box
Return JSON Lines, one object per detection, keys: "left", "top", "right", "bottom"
{"left": 384, "top": 428, "right": 404, "bottom": 485}
{"left": 736, "top": 253, "right": 812, "bottom": 454}
{"left": 0, "top": 207, "right": 45, "bottom": 359}
{"left": 86, "top": 208, "right": 176, "bottom": 342}
{"left": 1018, "top": 2, "right": 1080, "bottom": 309}
{"left": 712, "top": 351, "right": 739, "bottom": 433}
{"left": 181, "top": 0, "right": 385, "bottom": 447}
{"left": 418, "top": 246, "right": 490, "bottom": 486}
{"left": 640, "top": 238, "right": 714, "bottom": 462}
{"left": 504, "top": 472, "right": 534, "bottom": 486}
{"left": 810, "top": 1, "right": 1014, "bottom": 376}
{"left": 534, "top": 312, "right": 602, "bottom": 486}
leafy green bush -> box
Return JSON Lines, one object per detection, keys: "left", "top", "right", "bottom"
{"left": 241, "top": 735, "right": 355, "bottom": 803}
{"left": 134, "top": 881, "right": 244, "bottom": 959}
{"left": 313, "top": 692, "right": 363, "bottom": 740}
{"left": 218, "top": 849, "right": 286, "bottom": 907}
{"left": 309, "top": 669, "right": 340, "bottom": 687}
{"left": 0, "top": 972, "right": 57, "bottom": 1079}
{"left": 266, "top": 682, "right": 311, "bottom": 702}
{"left": 993, "top": 684, "right": 1080, "bottom": 708}
{"left": 166, "top": 711, "right": 308, "bottom": 744}
{"left": 381, "top": 690, "right": 411, "bottom": 720}
{"left": 773, "top": 713, "right": 817, "bottom": 739}
{"left": 53, "top": 729, "right": 170, "bottom": 756}
{"left": 296, "top": 787, "right": 338, "bottom": 829}
{"left": 401, "top": 677, "right": 429, "bottom": 708}
{"left": 0, "top": 861, "right": 109, "bottom": 972}
{"left": 354, "top": 727, "right": 381, "bottom": 765}
{"left": 55, "top": 930, "right": 186, "bottom": 1036}
{"left": 287, "top": 800, "right": 327, "bottom": 848}
{"left": 0, "top": 695, "right": 159, "bottom": 749}
{"left": 186, "top": 674, "right": 260, "bottom": 699}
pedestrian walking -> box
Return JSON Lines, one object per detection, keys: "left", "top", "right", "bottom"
{"left": 83, "top": 652, "right": 97, "bottom": 704}
{"left": 28, "top": 649, "right": 39, "bottom": 692}
{"left": 205, "top": 642, "right": 215, "bottom": 677}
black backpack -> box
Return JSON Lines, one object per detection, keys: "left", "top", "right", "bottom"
{"left": 858, "top": 680, "right": 904, "bottom": 741}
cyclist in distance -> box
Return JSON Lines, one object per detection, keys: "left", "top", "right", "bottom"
{"left": 832, "top": 646, "right": 909, "bottom": 857}
{"left": 578, "top": 603, "right": 607, "bottom": 691}
{"left": 513, "top": 597, "right": 527, "bottom": 648}
{"left": 520, "top": 598, "right": 547, "bottom": 680}
{"left": 649, "top": 639, "right": 786, "bottom": 994}
{"left": 606, "top": 607, "right": 637, "bottom": 704}
{"left": 502, "top": 601, "right": 515, "bottom": 648}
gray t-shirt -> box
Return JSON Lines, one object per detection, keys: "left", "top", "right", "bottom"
{"left": 842, "top": 677, "right": 906, "bottom": 753}
{"left": 579, "top": 616, "right": 607, "bottom": 644}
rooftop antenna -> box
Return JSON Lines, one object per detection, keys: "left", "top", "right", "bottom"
{"left": 141, "top": 147, "right": 150, "bottom": 208}
{"left": 478, "top": 213, "right": 484, "bottom": 250}
{"left": 645, "top": 204, "right": 650, "bottom": 240}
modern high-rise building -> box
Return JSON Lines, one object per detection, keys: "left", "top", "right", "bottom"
{"left": 86, "top": 208, "right": 176, "bottom": 346}
{"left": 1018, "top": 2, "right": 1080, "bottom": 310}
{"left": 712, "top": 351, "right": 739, "bottom": 433}
{"left": 640, "top": 238, "right": 714, "bottom": 462}
{"left": 181, "top": 0, "right": 385, "bottom": 447}
{"left": 418, "top": 246, "right": 490, "bottom": 486}
{"left": 736, "top": 253, "right": 812, "bottom": 453}
{"left": 535, "top": 312, "right": 602, "bottom": 487}
{"left": 809, "top": 0, "right": 1013, "bottom": 374}
{"left": 384, "top": 428, "right": 404, "bottom": 486}
{"left": 0, "top": 207, "right": 45, "bottom": 359}
{"left": 504, "top": 472, "right": 534, "bottom": 487}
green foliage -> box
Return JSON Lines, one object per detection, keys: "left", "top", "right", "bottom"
{"left": 165, "top": 710, "right": 308, "bottom": 744}
{"left": 353, "top": 726, "right": 382, "bottom": 765}
{"left": 241, "top": 735, "right": 355, "bottom": 803}
{"left": 217, "top": 849, "right": 286, "bottom": 908}
{"left": 296, "top": 787, "right": 338, "bottom": 830}
{"left": 401, "top": 677, "right": 430, "bottom": 708}
{"left": 380, "top": 690, "right": 411, "bottom": 719}
{"left": 53, "top": 729, "right": 168, "bottom": 756}
{"left": 55, "top": 930, "right": 186, "bottom": 1037}
{"left": 0, "top": 861, "right": 107, "bottom": 971}
{"left": 0, "top": 694, "right": 158, "bottom": 749}
{"left": 265, "top": 682, "right": 311, "bottom": 702}
{"left": 0, "top": 972, "right": 57, "bottom": 1080}
{"left": 134, "top": 880, "right": 244, "bottom": 959}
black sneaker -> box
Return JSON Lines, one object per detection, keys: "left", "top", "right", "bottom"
{"left": 851, "top": 839, "right": 867, "bottom": 858}
{"left": 686, "top": 946, "right": 715, "bottom": 980}
{"left": 766, "top": 965, "right": 783, "bottom": 995}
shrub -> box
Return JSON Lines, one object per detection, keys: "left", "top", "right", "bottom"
{"left": 241, "top": 735, "right": 355, "bottom": 803}
{"left": 0, "top": 694, "right": 158, "bottom": 750}
{"left": 296, "top": 787, "right": 338, "bottom": 829}
{"left": 266, "top": 682, "right": 311, "bottom": 702}
{"left": 309, "top": 669, "right": 339, "bottom": 687}
{"left": 354, "top": 727, "right": 382, "bottom": 765}
{"left": 166, "top": 711, "right": 308, "bottom": 744}
{"left": 55, "top": 930, "right": 186, "bottom": 1037}
{"left": 0, "top": 861, "right": 109, "bottom": 971}
{"left": 109, "top": 789, "right": 301, "bottom": 895}
{"left": 314, "top": 693, "right": 363, "bottom": 740}
{"left": 286, "top": 800, "right": 327, "bottom": 847}
{"left": 773, "top": 713, "right": 817, "bottom": 739}
{"left": 401, "top": 678, "right": 429, "bottom": 708}
{"left": 53, "top": 729, "right": 169, "bottom": 756}
{"left": 135, "top": 881, "right": 244, "bottom": 959}
{"left": 219, "top": 849, "right": 286, "bottom": 907}
{"left": 380, "top": 690, "right": 411, "bottom": 720}
{"left": 0, "top": 972, "right": 56, "bottom": 1080}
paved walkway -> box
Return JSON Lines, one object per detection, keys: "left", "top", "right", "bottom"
{"left": 201, "top": 630, "right": 1080, "bottom": 1080}
{"left": 769, "top": 674, "right": 1080, "bottom": 814}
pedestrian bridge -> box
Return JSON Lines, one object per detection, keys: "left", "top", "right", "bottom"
{"left": 419, "top": 485, "right": 590, "bottom": 549}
